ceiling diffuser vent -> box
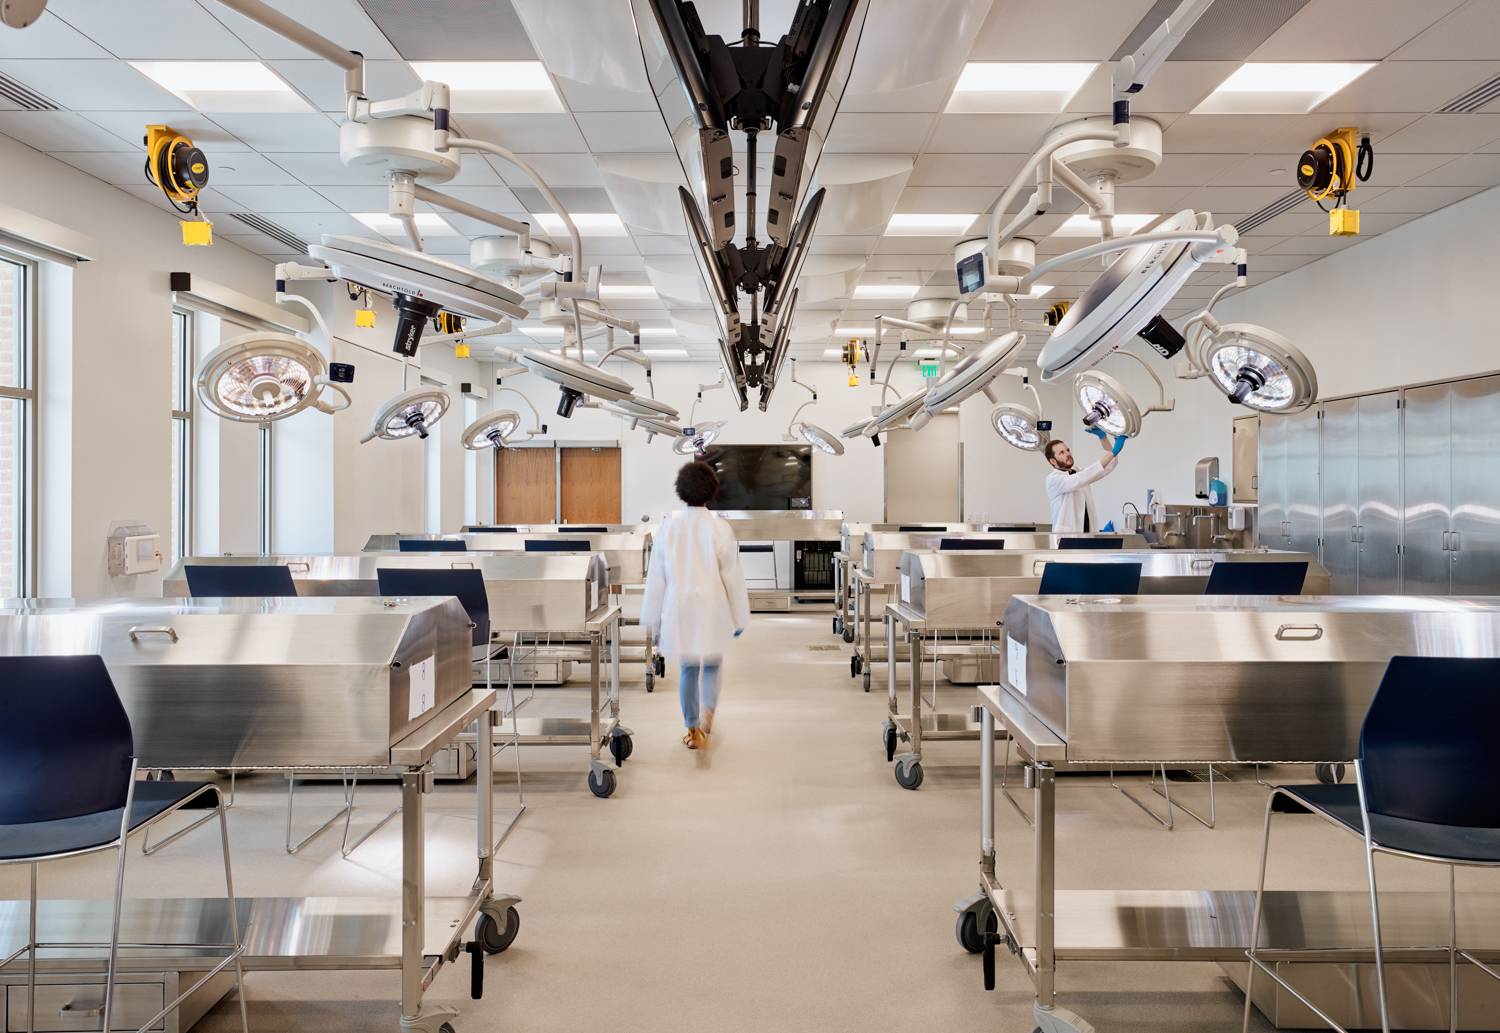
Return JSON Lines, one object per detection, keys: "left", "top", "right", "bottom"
{"left": 228, "top": 213, "right": 309, "bottom": 253}
{"left": 0, "top": 72, "right": 58, "bottom": 111}
{"left": 1235, "top": 191, "right": 1305, "bottom": 235}
{"left": 1439, "top": 73, "right": 1500, "bottom": 114}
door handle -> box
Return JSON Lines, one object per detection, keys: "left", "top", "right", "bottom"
{"left": 1451, "top": 530, "right": 1461, "bottom": 553}
{"left": 288, "top": 561, "right": 311, "bottom": 572}
{"left": 1275, "top": 624, "right": 1324, "bottom": 641}
{"left": 1441, "top": 531, "right": 1453, "bottom": 552}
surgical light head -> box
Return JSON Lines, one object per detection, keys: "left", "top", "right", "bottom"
{"left": 363, "top": 386, "right": 450, "bottom": 443}
{"left": 308, "top": 235, "right": 528, "bottom": 358}
{"left": 196, "top": 332, "right": 351, "bottom": 424}
{"left": 923, "top": 332, "right": 1026, "bottom": 415}
{"left": 519, "top": 349, "right": 636, "bottom": 418}
{"left": 990, "top": 402, "right": 1048, "bottom": 453}
{"left": 1202, "top": 323, "right": 1318, "bottom": 413}
{"left": 673, "top": 420, "right": 725, "bottom": 456}
{"left": 461, "top": 410, "right": 522, "bottom": 450}
{"left": 792, "top": 421, "right": 845, "bottom": 456}
{"left": 1075, "top": 370, "right": 1142, "bottom": 438}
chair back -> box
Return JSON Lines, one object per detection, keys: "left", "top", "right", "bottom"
{"left": 464, "top": 526, "right": 519, "bottom": 533}
{"left": 561, "top": 526, "right": 609, "bottom": 533}
{"left": 1359, "top": 656, "right": 1500, "bottom": 828}
{"left": 184, "top": 564, "right": 297, "bottom": 597}
{"left": 1203, "top": 560, "right": 1308, "bottom": 595}
{"left": 376, "top": 568, "right": 491, "bottom": 647}
{"left": 398, "top": 539, "right": 467, "bottom": 552}
{"left": 1059, "top": 536, "right": 1123, "bottom": 550}
{"left": 525, "top": 539, "right": 591, "bottom": 553}
{"left": 940, "top": 538, "right": 1003, "bottom": 551}
{"left": 988, "top": 525, "right": 1036, "bottom": 532}
{"left": 898, "top": 525, "right": 947, "bottom": 532}
{"left": 1038, "top": 561, "right": 1142, "bottom": 595}
{"left": 0, "top": 655, "right": 134, "bottom": 824}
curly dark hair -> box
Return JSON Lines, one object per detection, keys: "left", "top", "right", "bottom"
{"left": 675, "top": 461, "right": 720, "bottom": 507}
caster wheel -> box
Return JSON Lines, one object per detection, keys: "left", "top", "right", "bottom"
{"left": 956, "top": 908, "right": 995, "bottom": 954}
{"left": 154, "top": 770, "right": 176, "bottom": 782}
{"left": 440, "top": 1024, "right": 456, "bottom": 1033}
{"left": 863, "top": 671, "right": 872, "bottom": 693}
{"left": 843, "top": 628, "right": 855, "bottom": 644}
{"left": 895, "top": 759, "right": 924, "bottom": 790}
{"left": 883, "top": 723, "right": 898, "bottom": 763}
{"left": 475, "top": 906, "right": 520, "bottom": 955}
{"left": 588, "top": 768, "right": 617, "bottom": 798}
{"left": 609, "top": 733, "right": 634, "bottom": 766}
{"left": 1316, "top": 762, "right": 1345, "bottom": 785}
{"left": 654, "top": 655, "right": 666, "bottom": 677}
{"left": 833, "top": 616, "right": 842, "bottom": 635}
{"left": 645, "top": 673, "right": 655, "bottom": 693}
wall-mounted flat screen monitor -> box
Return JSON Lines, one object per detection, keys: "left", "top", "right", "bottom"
{"left": 700, "top": 444, "right": 813, "bottom": 511}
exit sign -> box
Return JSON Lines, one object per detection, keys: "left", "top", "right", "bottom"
{"left": 918, "top": 359, "right": 941, "bottom": 379}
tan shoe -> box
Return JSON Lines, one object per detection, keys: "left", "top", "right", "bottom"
{"left": 700, "top": 708, "right": 716, "bottom": 736}
{"left": 682, "top": 730, "right": 700, "bottom": 750}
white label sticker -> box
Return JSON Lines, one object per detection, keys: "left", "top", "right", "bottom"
{"left": 589, "top": 578, "right": 599, "bottom": 613}
{"left": 409, "top": 654, "right": 436, "bottom": 720}
{"left": 1006, "top": 635, "right": 1028, "bottom": 697}
{"left": 900, "top": 572, "right": 911, "bottom": 602}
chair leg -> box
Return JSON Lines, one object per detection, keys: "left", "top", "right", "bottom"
{"left": 1362, "top": 837, "right": 1392, "bottom": 1033}
{"left": 1450, "top": 864, "right": 1458, "bottom": 1033}
{"left": 102, "top": 771, "right": 140, "bottom": 1033}
{"left": 26, "top": 862, "right": 36, "bottom": 1033}
{"left": 218, "top": 801, "right": 251, "bottom": 1033}
{"left": 1242, "top": 792, "right": 1277, "bottom": 1033}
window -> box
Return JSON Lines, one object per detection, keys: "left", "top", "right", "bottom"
{"left": 259, "top": 424, "right": 273, "bottom": 554}
{"left": 170, "top": 309, "right": 193, "bottom": 562}
{"left": 422, "top": 375, "right": 442, "bottom": 533}
{"left": 0, "top": 255, "right": 35, "bottom": 597}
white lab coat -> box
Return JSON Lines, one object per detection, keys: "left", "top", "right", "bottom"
{"left": 1046, "top": 459, "right": 1115, "bottom": 534}
{"left": 641, "top": 507, "right": 752, "bottom": 663}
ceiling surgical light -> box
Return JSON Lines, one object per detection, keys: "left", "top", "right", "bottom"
{"left": 195, "top": 332, "right": 351, "bottom": 424}
{"left": 363, "top": 386, "right": 451, "bottom": 443}
{"left": 990, "top": 402, "right": 1048, "bottom": 453}
{"left": 1075, "top": 370, "right": 1142, "bottom": 439}
{"left": 923, "top": 331, "right": 1025, "bottom": 415}
{"left": 519, "top": 349, "right": 636, "bottom": 418}
{"left": 792, "top": 421, "right": 845, "bottom": 456}
{"left": 673, "top": 419, "right": 725, "bottom": 456}
{"left": 461, "top": 409, "right": 522, "bottom": 450}
{"left": 1202, "top": 323, "right": 1317, "bottom": 413}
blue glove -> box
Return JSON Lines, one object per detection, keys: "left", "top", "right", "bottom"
{"left": 734, "top": 628, "right": 744, "bottom": 638}
{"left": 1111, "top": 434, "right": 1127, "bottom": 456}
{"left": 1084, "top": 426, "right": 1108, "bottom": 441}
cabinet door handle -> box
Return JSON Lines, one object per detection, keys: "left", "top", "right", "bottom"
{"left": 1451, "top": 530, "right": 1462, "bottom": 553}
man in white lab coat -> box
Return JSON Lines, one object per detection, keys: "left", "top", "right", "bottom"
{"left": 1043, "top": 429, "right": 1126, "bottom": 534}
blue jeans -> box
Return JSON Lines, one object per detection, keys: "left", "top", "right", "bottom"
{"left": 678, "top": 660, "right": 722, "bottom": 729}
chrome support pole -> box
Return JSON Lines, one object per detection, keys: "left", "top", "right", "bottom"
{"left": 1034, "top": 762, "right": 1057, "bottom": 1008}
{"left": 980, "top": 706, "right": 996, "bottom": 878}
{"left": 400, "top": 769, "right": 425, "bottom": 1024}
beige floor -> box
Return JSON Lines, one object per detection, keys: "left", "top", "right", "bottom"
{"left": 3, "top": 613, "right": 1488, "bottom": 1032}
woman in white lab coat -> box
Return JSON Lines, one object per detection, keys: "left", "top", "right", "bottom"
{"left": 641, "top": 461, "right": 752, "bottom": 750}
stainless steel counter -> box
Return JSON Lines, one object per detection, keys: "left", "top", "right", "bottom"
{"left": 361, "top": 530, "right": 652, "bottom": 588}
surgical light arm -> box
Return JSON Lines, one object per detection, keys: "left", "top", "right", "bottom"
{"left": 212, "top": 0, "right": 365, "bottom": 112}
{"left": 1112, "top": 0, "right": 1215, "bottom": 104}
{"left": 1110, "top": 347, "right": 1176, "bottom": 417}
{"left": 980, "top": 223, "right": 1240, "bottom": 298}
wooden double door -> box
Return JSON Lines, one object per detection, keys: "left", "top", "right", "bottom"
{"left": 495, "top": 445, "right": 622, "bottom": 524}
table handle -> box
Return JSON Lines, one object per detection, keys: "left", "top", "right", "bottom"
{"left": 1275, "top": 623, "right": 1323, "bottom": 641}
{"left": 128, "top": 625, "right": 179, "bottom": 643}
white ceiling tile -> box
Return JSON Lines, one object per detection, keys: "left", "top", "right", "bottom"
{"left": 1174, "top": 185, "right": 1297, "bottom": 214}
{"left": 219, "top": 230, "right": 292, "bottom": 256}
{"left": 0, "top": 59, "right": 187, "bottom": 111}
{"left": 307, "top": 184, "right": 389, "bottom": 211}
{"left": 925, "top": 113, "right": 1055, "bottom": 153}
{"left": 454, "top": 113, "right": 588, "bottom": 152}
{"left": 266, "top": 151, "right": 357, "bottom": 184}
{"left": 0, "top": 110, "right": 139, "bottom": 151}
{"left": 1168, "top": 112, "right": 1420, "bottom": 154}
{"left": 824, "top": 113, "right": 936, "bottom": 153}
{"left": 207, "top": 112, "right": 340, "bottom": 151}
{"left": 1108, "top": 184, "right": 1196, "bottom": 210}
{"left": 573, "top": 111, "right": 673, "bottom": 153}
{"left": 51, "top": 149, "right": 150, "bottom": 183}
{"left": 78, "top": 109, "right": 247, "bottom": 150}
{"left": 485, "top": 153, "right": 604, "bottom": 188}
{"left": 1208, "top": 150, "right": 1454, "bottom": 187}
{"left": 968, "top": 0, "right": 1154, "bottom": 59}
{"left": 1134, "top": 152, "right": 1243, "bottom": 187}
{"left": 47, "top": 0, "right": 256, "bottom": 59}
{"left": 1262, "top": 233, "right": 1363, "bottom": 256}
{"left": 1391, "top": 1, "right": 1500, "bottom": 60}
{"left": 269, "top": 60, "right": 420, "bottom": 113}
{"left": 633, "top": 235, "right": 690, "bottom": 256}
{"left": 552, "top": 75, "right": 657, "bottom": 113}
{"left": 1068, "top": 62, "right": 1238, "bottom": 116}
{"left": 1377, "top": 113, "right": 1500, "bottom": 152}
{"left": 0, "top": 12, "right": 110, "bottom": 58}
{"left": 261, "top": 212, "right": 368, "bottom": 239}
{"left": 1252, "top": 0, "right": 1467, "bottom": 60}
{"left": 1234, "top": 209, "right": 1326, "bottom": 239}
{"left": 191, "top": 151, "right": 298, "bottom": 185}
{"left": 1410, "top": 153, "right": 1500, "bottom": 186}
{"left": 1316, "top": 60, "right": 1500, "bottom": 113}
{"left": 843, "top": 77, "right": 961, "bottom": 114}
{"left": 893, "top": 186, "right": 1001, "bottom": 212}
{"left": 205, "top": 0, "right": 402, "bottom": 61}
{"left": 1355, "top": 183, "right": 1484, "bottom": 212}
{"left": 1243, "top": 253, "right": 1319, "bottom": 273}
{"left": 908, "top": 153, "right": 1026, "bottom": 187}
{"left": 213, "top": 183, "right": 340, "bottom": 213}
{"left": 432, "top": 185, "right": 527, "bottom": 214}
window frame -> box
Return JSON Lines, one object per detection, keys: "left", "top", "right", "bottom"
{"left": 170, "top": 308, "right": 194, "bottom": 563}
{"left": 0, "top": 250, "right": 38, "bottom": 597}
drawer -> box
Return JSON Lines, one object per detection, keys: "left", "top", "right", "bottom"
{"left": 7, "top": 980, "right": 165, "bottom": 1032}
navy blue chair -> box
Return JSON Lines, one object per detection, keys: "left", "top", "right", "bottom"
{"left": 988, "top": 524, "right": 1037, "bottom": 532}
{"left": 464, "top": 525, "right": 519, "bottom": 533}
{"left": 1058, "top": 536, "right": 1124, "bottom": 549}
{"left": 0, "top": 655, "right": 247, "bottom": 1033}
{"left": 939, "top": 538, "right": 1004, "bottom": 551}
{"left": 525, "top": 538, "right": 591, "bottom": 553}
{"left": 561, "top": 526, "right": 609, "bottom": 533}
{"left": 398, "top": 538, "right": 467, "bottom": 552}
{"left": 1037, "top": 561, "right": 1142, "bottom": 595}
{"left": 1244, "top": 657, "right": 1500, "bottom": 1033}
{"left": 898, "top": 525, "right": 947, "bottom": 532}
{"left": 1203, "top": 560, "right": 1308, "bottom": 595}
{"left": 375, "top": 567, "right": 491, "bottom": 648}
{"left": 184, "top": 563, "right": 297, "bottom": 597}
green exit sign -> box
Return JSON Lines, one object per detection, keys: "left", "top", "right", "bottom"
{"left": 918, "top": 359, "right": 941, "bottom": 379}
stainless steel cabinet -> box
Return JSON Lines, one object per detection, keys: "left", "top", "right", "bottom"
{"left": 1232, "top": 416, "right": 1259, "bottom": 502}
{"left": 1356, "top": 392, "right": 1401, "bottom": 594}
{"left": 1321, "top": 399, "right": 1358, "bottom": 592}
{"left": 1257, "top": 414, "right": 1287, "bottom": 548}
{"left": 1285, "top": 406, "right": 1322, "bottom": 560}
{"left": 1449, "top": 376, "right": 1500, "bottom": 595}
{"left": 1401, "top": 382, "right": 1452, "bottom": 594}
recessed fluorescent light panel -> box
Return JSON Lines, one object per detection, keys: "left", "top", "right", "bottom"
{"left": 643, "top": 348, "right": 689, "bottom": 358}
{"left": 532, "top": 213, "right": 628, "bottom": 237}
{"left": 1054, "top": 213, "right": 1160, "bottom": 237}
{"left": 521, "top": 327, "right": 564, "bottom": 339}
{"left": 853, "top": 284, "right": 920, "bottom": 299}
{"left": 948, "top": 62, "right": 1097, "bottom": 112}
{"left": 353, "top": 212, "right": 458, "bottom": 237}
{"left": 599, "top": 284, "right": 659, "bottom": 299}
{"left": 835, "top": 325, "right": 984, "bottom": 336}
{"left": 885, "top": 213, "right": 979, "bottom": 236}
{"left": 407, "top": 61, "right": 561, "bottom": 113}
{"left": 636, "top": 327, "right": 677, "bottom": 337}
{"left": 1194, "top": 63, "right": 1376, "bottom": 114}
{"left": 130, "top": 61, "right": 311, "bottom": 113}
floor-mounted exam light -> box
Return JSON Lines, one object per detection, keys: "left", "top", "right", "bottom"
{"left": 362, "top": 386, "right": 450, "bottom": 443}
{"left": 196, "top": 332, "right": 351, "bottom": 424}
{"left": 461, "top": 410, "right": 521, "bottom": 450}
{"left": 1199, "top": 321, "right": 1318, "bottom": 413}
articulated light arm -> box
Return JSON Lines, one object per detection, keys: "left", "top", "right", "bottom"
{"left": 213, "top": 0, "right": 365, "bottom": 112}
{"left": 1113, "top": 0, "right": 1216, "bottom": 104}
{"left": 977, "top": 225, "right": 1239, "bottom": 298}
{"left": 1110, "top": 348, "right": 1175, "bottom": 416}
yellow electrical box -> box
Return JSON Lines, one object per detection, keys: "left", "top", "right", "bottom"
{"left": 1329, "top": 208, "right": 1360, "bottom": 236}
{"left": 180, "top": 220, "right": 213, "bottom": 246}
{"left": 354, "top": 309, "right": 376, "bottom": 328}
{"left": 455, "top": 342, "right": 471, "bottom": 359}
{"left": 847, "top": 372, "right": 860, "bottom": 387}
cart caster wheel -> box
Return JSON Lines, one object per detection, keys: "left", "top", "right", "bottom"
{"left": 588, "top": 768, "right": 617, "bottom": 798}
{"left": 440, "top": 1024, "right": 455, "bottom": 1033}
{"left": 654, "top": 655, "right": 666, "bottom": 677}
{"left": 842, "top": 628, "right": 855, "bottom": 644}
{"left": 956, "top": 911, "right": 983, "bottom": 954}
{"left": 609, "top": 732, "right": 634, "bottom": 767}
{"left": 833, "top": 616, "right": 842, "bottom": 635}
{"left": 475, "top": 906, "right": 520, "bottom": 955}
{"left": 895, "top": 758, "right": 924, "bottom": 790}
{"left": 883, "top": 722, "right": 898, "bottom": 763}
{"left": 1316, "top": 762, "right": 1345, "bottom": 785}
{"left": 645, "top": 672, "right": 655, "bottom": 693}
{"left": 863, "top": 671, "right": 872, "bottom": 692}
